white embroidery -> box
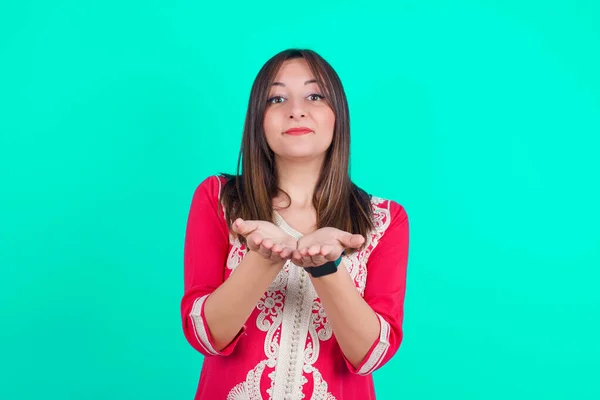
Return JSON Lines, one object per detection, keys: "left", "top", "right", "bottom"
{"left": 311, "top": 300, "right": 332, "bottom": 342}
{"left": 227, "top": 383, "right": 249, "bottom": 400}
{"left": 271, "top": 215, "right": 335, "bottom": 399}
{"left": 350, "top": 197, "right": 392, "bottom": 295}
{"left": 343, "top": 251, "right": 365, "bottom": 295}
{"left": 256, "top": 290, "right": 285, "bottom": 331}
{"left": 270, "top": 263, "right": 315, "bottom": 399}
{"left": 227, "top": 235, "right": 247, "bottom": 271}
{"left": 309, "top": 366, "right": 336, "bottom": 400}
{"left": 356, "top": 314, "right": 391, "bottom": 375}
{"left": 304, "top": 301, "right": 335, "bottom": 400}
{"left": 227, "top": 257, "right": 290, "bottom": 399}
{"left": 189, "top": 294, "right": 219, "bottom": 355}
{"left": 226, "top": 361, "right": 269, "bottom": 400}
{"left": 364, "top": 196, "right": 391, "bottom": 257}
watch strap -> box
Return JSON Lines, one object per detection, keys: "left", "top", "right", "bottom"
{"left": 304, "top": 251, "right": 345, "bottom": 277}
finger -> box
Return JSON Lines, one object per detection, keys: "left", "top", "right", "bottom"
{"left": 350, "top": 234, "right": 366, "bottom": 248}
{"left": 320, "top": 244, "right": 335, "bottom": 257}
{"left": 232, "top": 218, "right": 245, "bottom": 233}
{"left": 307, "top": 244, "right": 321, "bottom": 257}
{"left": 271, "top": 242, "right": 282, "bottom": 253}
{"left": 253, "top": 234, "right": 264, "bottom": 247}
{"left": 234, "top": 219, "right": 258, "bottom": 236}
{"left": 262, "top": 238, "right": 274, "bottom": 250}
{"left": 246, "top": 233, "right": 263, "bottom": 251}
{"left": 292, "top": 250, "right": 304, "bottom": 264}
{"left": 279, "top": 247, "right": 293, "bottom": 259}
{"left": 301, "top": 253, "right": 312, "bottom": 266}
{"left": 280, "top": 244, "right": 296, "bottom": 256}
{"left": 271, "top": 243, "right": 291, "bottom": 259}
{"left": 339, "top": 232, "right": 365, "bottom": 249}
{"left": 258, "top": 244, "right": 272, "bottom": 260}
{"left": 231, "top": 219, "right": 241, "bottom": 234}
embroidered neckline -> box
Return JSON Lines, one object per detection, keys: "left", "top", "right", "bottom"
{"left": 272, "top": 210, "right": 304, "bottom": 239}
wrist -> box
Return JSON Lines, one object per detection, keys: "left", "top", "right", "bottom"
{"left": 266, "top": 258, "right": 287, "bottom": 269}
{"left": 247, "top": 250, "right": 286, "bottom": 271}
{"left": 250, "top": 250, "right": 287, "bottom": 271}
{"left": 304, "top": 251, "right": 345, "bottom": 278}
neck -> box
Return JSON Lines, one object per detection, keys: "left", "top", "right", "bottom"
{"left": 274, "top": 155, "right": 324, "bottom": 209}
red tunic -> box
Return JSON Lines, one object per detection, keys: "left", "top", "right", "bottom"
{"left": 181, "top": 175, "right": 410, "bottom": 399}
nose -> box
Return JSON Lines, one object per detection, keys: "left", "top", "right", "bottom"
{"left": 289, "top": 112, "right": 305, "bottom": 119}
{"left": 287, "top": 98, "right": 306, "bottom": 120}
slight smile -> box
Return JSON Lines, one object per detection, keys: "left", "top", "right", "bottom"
{"left": 283, "top": 127, "right": 313, "bottom": 136}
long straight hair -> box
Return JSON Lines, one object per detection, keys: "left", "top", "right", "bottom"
{"left": 220, "top": 48, "right": 374, "bottom": 252}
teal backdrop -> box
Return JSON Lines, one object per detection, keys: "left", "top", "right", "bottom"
{"left": 1, "top": 1, "right": 599, "bottom": 399}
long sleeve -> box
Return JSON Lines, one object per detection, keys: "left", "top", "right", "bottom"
{"left": 180, "top": 175, "right": 245, "bottom": 356}
{"left": 344, "top": 200, "right": 410, "bottom": 375}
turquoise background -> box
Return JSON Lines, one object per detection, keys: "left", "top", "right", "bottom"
{"left": 1, "top": 1, "right": 599, "bottom": 399}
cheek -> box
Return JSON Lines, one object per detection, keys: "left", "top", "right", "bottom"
{"left": 263, "top": 109, "right": 282, "bottom": 148}
{"left": 263, "top": 110, "right": 276, "bottom": 139}
{"left": 316, "top": 107, "right": 336, "bottom": 133}
{"left": 263, "top": 109, "right": 282, "bottom": 133}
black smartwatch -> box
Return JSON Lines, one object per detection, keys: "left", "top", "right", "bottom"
{"left": 304, "top": 251, "right": 345, "bottom": 278}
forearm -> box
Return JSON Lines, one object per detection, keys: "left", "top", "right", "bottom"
{"left": 204, "top": 251, "right": 283, "bottom": 351}
{"left": 310, "top": 264, "right": 381, "bottom": 368}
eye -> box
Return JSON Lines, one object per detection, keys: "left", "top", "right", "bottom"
{"left": 308, "top": 93, "right": 325, "bottom": 101}
{"left": 267, "top": 95, "right": 285, "bottom": 104}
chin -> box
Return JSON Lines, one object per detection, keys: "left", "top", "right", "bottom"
{"left": 277, "top": 150, "right": 328, "bottom": 161}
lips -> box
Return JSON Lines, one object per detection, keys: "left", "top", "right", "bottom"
{"left": 284, "top": 127, "right": 313, "bottom": 135}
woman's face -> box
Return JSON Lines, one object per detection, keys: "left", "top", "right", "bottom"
{"left": 263, "top": 58, "right": 335, "bottom": 161}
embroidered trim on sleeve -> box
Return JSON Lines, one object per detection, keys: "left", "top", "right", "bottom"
{"left": 357, "top": 313, "right": 391, "bottom": 375}
{"left": 189, "top": 294, "right": 220, "bottom": 356}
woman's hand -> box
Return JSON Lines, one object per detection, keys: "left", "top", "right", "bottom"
{"left": 292, "top": 227, "right": 365, "bottom": 267}
{"left": 232, "top": 218, "right": 297, "bottom": 265}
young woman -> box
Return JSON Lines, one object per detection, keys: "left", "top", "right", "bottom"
{"left": 181, "top": 48, "right": 410, "bottom": 400}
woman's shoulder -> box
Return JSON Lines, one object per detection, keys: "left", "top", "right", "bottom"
{"left": 369, "top": 194, "right": 406, "bottom": 216}
{"left": 367, "top": 193, "right": 409, "bottom": 234}
{"left": 189, "top": 174, "right": 237, "bottom": 228}
{"left": 194, "top": 173, "right": 237, "bottom": 198}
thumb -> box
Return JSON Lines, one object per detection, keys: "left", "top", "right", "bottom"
{"left": 338, "top": 232, "right": 365, "bottom": 249}
{"left": 232, "top": 218, "right": 258, "bottom": 236}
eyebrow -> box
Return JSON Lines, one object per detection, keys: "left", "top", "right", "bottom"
{"left": 271, "top": 79, "right": 317, "bottom": 87}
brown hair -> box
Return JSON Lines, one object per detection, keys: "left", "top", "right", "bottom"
{"left": 219, "top": 48, "right": 374, "bottom": 252}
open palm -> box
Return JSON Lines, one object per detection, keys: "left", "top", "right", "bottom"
{"left": 232, "top": 218, "right": 297, "bottom": 264}
{"left": 292, "top": 227, "right": 365, "bottom": 267}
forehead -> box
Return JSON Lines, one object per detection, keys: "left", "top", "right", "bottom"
{"left": 273, "top": 58, "right": 316, "bottom": 83}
